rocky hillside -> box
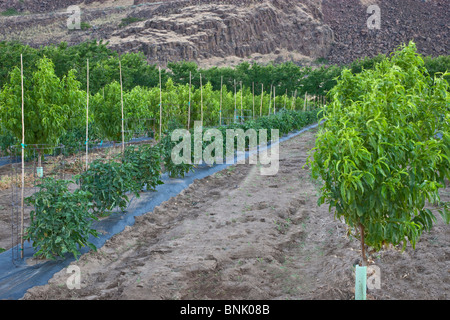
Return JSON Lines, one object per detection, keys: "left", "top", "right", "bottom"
{"left": 108, "top": 0, "right": 334, "bottom": 66}
{"left": 322, "top": 0, "right": 449, "bottom": 64}
{"left": 0, "top": 0, "right": 448, "bottom": 67}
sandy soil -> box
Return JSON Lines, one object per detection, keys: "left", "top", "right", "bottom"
{"left": 20, "top": 128, "right": 450, "bottom": 300}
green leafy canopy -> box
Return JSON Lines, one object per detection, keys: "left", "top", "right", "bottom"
{"left": 308, "top": 42, "right": 450, "bottom": 252}
{"left": 0, "top": 56, "right": 85, "bottom": 147}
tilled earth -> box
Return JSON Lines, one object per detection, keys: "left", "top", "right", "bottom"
{"left": 22, "top": 128, "right": 449, "bottom": 300}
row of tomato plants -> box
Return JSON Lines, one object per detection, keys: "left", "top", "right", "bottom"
{"left": 24, "top": 108, "right": 320, "bottom": 260}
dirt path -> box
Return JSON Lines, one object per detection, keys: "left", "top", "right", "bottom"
{"left": 21, "top": 128, "right": 449, "bottom": 300}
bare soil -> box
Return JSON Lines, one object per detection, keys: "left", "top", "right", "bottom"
{"left": 20, "top": 128, "right": 450, "bottom": 300}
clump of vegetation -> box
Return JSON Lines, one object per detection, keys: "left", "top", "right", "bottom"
{"left": 1, "top": 8, "right": 20, "bottom": 16}
{"left": 119, "top": 17, "right": 144, "bottom": 28}
{"left": 76, "top": 159, "right": 138, "bottom": 217}
{"left": 68, "top": 21, "right": 92, "bottom": 31}
{"left": 81, "top": 22, "right": 92, "bottom": 30}
{"left": 25, "top": 178, "right": 98, "bottom": 260}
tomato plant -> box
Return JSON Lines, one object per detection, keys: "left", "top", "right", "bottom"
{"left": 122, "top": 144, "right": 164, "bottom": 192}
{"left": 76, "top": 159, "right": 139, "bottom": 216}
{"left": 24, "top": 178, "right": 98, "bottom": 260}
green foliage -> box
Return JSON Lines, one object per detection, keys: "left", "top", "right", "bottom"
{"left": 0, "top": 125, "right": 18, "bottom": 156}
{"left": 81, "top": 22, "right": 92, "bottom": 30}
{"left": 1, "top": 8, "right": 20, "bottom": 16}
{"left": 423, "top": 55, "right": 450, "bottom": 83}
{"left": 164, "top": 108, "right": 320, "bottom": 170}
{"left": 160, "top": 120, "right": 195, "bottom": 178}
{"left": 24, "top": 178, "right": 98, "bottom": 260}
{"left": 0, "top": 56, "right": 85, "bottom": 151}
{"left": 90, "top": 81, "right": 123, "bottom": 141}
{"left": 308, "top": 42, "right": 450, "bottom": 254}
{"left": 41, "top": 40, "right": 117, "bottom": 93}
{"left": 122, "top": 144, "right": 164, "bottom": 192}
{"left": 88, "top": 52, "right": 165, "bottom": 93}
{"left": 119, "top": 17, "right": 144, "bottom": 27}
{"left": 349, "top": 54, "right": 387, "bottom": 74}
{"left": 0, "top": 40, "right": 447, "bottom": 101}
{"left": 77, "top": 159, "right": 138, "bottom": 216}
{"left": 57, "top": 124, "right": 101, "bottom": 156}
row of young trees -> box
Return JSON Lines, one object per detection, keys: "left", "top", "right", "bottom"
{"left": 25, "top": 107, "right": 320, "bottom": 260}
{"left": 0, "top": 39, "right": 448, "bottom": 157}
{"left": 0, "top": 55, "right": 323, "bottom": 156}
{"left": 1, "top": 40, "right": 449, "bottom": 99}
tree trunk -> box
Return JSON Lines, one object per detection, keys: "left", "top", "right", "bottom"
{"left": 37, "top": 148, "right": 42, "bottom": 168}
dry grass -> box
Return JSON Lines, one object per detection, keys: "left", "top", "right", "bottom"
{"left": 0, "top": 173, "right": 36, "bottom": 190}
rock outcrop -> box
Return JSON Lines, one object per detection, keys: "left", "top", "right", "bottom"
{"left": 0, "top": 0, "right": 447, "bottom": 67}
{"left": 107, "top": 0, "right": 334, "bottom": 65}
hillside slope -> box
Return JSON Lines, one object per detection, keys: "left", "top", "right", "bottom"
{"left": 0, "top": 0, "right": 448, "bottom": 66}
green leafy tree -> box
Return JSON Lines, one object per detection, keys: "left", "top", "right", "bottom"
{"left": 423, "top": 55, "right": 450, "bottom": 83}
{"left": 90, "top": 81, "right": 122, "bottom": 142}
{"left": 308, "top": 42, "right": 450, "bottom": 265}
{"left": 0, "top": 56, "right": 85, "bottom": 166}
{"left": 168, "top": 60, "right": 199, "bottom": 86}
{"left": 0, "top": 41, "right": 41, "bottom": 87}
{"left": 124, "top": 85, "right": 155, "bottom": 137}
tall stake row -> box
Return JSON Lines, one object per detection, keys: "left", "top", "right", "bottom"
{"left": 20, "top": 54, "right": 25, "bottom": 258}
{"left": 15, "top": 56, "right": 326, "bottom": 260}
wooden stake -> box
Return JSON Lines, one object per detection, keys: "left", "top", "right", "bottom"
{"left": 200, "top": 73, "right": 203, "bottom": 126}
{"left": 188, "top": 71, "right": 191, "bottom": 130}
{"left": 220, "top": 76, "right": 223, "bottom": 126}
{"left": 260, "top": 83, "right": 263, "bottom": 117}
{"left": 273, "top": 86, "right": 276, "bottom": 114}
{"left": 268, "top": 84, "right": 272, "bottom": 116}
{"left": 240, "top": 81, "right": 243, "bottom": 123}
{"left": 234, "top": 79, "right": 237, "bottom": 123}
{"left": 119, "top": 60, "right": 125, "bottom": 153}
{"left": 85, "top": 59, "right": 89, "bottom": 171}
{"left": 252, "top": 82, "right": 255, "bottom": 120}
{"left": 159, "top": 66, "right": 162, "bottom": 141}
{"left": 291, "top": 89, "right": 297, "bottom": 111}
{"left": 20, "top": 54, "right": 25, "bottom": 259}
{"left": 303, "top": 92, "right": 307, "bottom": 112}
